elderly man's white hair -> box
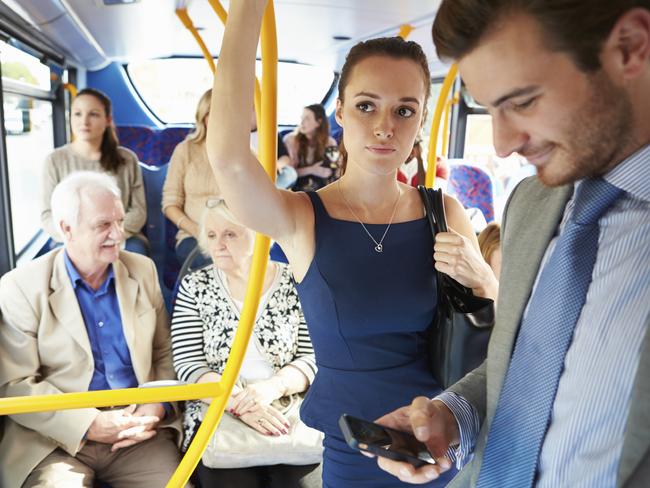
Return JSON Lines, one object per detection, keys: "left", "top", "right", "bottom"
{"left": 50, "top": 171, "right": 122, "bottom": 239}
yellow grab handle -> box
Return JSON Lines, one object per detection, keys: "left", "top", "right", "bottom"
{"left": 0, "top": 383, "right": 222, "bottom": 416}
{"left": 441, "top": 92, "right": 460, "bottom": 158}
{"left": 398, "top": 24, "right": 414, "bottom": 39}
{"left": 63, "top": 83, "right": 78, "bottom": 98}
{"left": 176, "top": 8, "right": 216, "bottom": 73}
{"left": 426, "top": 63, "right": 458, "bottom": 188}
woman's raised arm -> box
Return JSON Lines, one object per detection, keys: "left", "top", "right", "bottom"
{"left": 207, "top": 0, "right": 307, "bottom": 243}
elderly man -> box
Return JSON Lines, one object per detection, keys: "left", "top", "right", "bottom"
{"left": 0, "top": 171, "right": 181, "bottom": 487}
{"left": 377, "top": 1, "right": 650, "bottom": 487}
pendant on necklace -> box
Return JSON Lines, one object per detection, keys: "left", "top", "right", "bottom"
{"left": 375, "top": 244, "right": 383, "bottom": 253}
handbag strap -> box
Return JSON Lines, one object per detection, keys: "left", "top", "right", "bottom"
{"left": 417, "top": 186, "right": 474, "bottom": 296}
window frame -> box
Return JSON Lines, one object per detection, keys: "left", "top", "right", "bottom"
{"left": 124, "top": 56, "right": 338, "bottom": 125}
{"left": 0, "top": 35, "right": 66, "bottom": 273}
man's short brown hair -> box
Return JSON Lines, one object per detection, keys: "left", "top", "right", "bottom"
{"left": 432, "top": 0, "right": 650, "bottom": 71}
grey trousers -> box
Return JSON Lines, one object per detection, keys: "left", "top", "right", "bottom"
{"left": 22, "top": 429, "right": 183, "bottom": 488}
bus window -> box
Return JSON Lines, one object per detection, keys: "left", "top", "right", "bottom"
{"left": 1, "top": 41, "right": 56, "bottom": 256}
{"left": 0, "top": 40, "right": 51, "bottom": 91}
{"left": 126, "top": 58, "right": 335, "bottom": 125}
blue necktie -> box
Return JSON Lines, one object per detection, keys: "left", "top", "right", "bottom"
{"left": 476, "top": 178, "right": 624, "bottom": 487}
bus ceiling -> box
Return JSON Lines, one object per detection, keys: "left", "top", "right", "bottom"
{"left": 5, "top": 0, "right": 450, "bottom": 76}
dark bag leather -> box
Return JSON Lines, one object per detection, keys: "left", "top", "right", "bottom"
{"left": 418, "top": 186, "right": 495, "bottom": 388}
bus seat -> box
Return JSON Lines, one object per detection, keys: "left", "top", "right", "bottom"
{"left": 116, "top": 126, "right": 157, "bottom": 164}
{"left": 138, "top": 162, "right": 176, "bottom": 308}
{"left": 157, "top": 126, "right": 192, "bottom": 165}
{"left": 447, "top": 163, "right": 495, "bottom": 223}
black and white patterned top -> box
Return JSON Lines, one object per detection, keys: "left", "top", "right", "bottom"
{"left": 170, "top": 263, "right": 316, "bottom": 450}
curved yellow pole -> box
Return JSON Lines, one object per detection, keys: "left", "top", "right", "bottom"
{"left": 425, "top": 63, "right": 458, "bottom": 188}
{"left": 166, "top": 3, "right": 278, "bottom": 486}
{"left": 441, "top": 92, "right": 460, "bottom": 158}
{"left": 207, "top": 0, "right": 227, "bottom": 24}
{"left": 63, "top": 83, "right": 77, "bottom": 98}
{"left": 398, "top": 24, "right": 414, "bottom": 39}
{"left": 207, "top": 0, "right": 263, "bottom": 138}
{"left": 176, "top": 8, "right": 216, "bottom": 73}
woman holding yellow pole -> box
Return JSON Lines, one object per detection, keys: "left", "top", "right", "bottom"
{"left": 207, "top": 1, "right": 496, "bottom": 485}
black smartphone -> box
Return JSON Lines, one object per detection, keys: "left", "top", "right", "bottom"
{"left": 339, "top": 414, "right": 436, "bottom": 468}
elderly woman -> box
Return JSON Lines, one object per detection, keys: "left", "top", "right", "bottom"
{"left": 170, "top": 200, "right": 320, "bottom": 488}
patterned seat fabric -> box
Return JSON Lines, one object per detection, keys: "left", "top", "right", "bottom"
{"left": 447, "top": 163, "right": 495, "bottom": 223}
{"left": 157, "top": 127, "right": 192, "bottom": 165}
{"left": 116, "top": 125, "right": 192, "bottom": 166}
{"left": 115, "top": 126, "right": 157, "bottom": 164}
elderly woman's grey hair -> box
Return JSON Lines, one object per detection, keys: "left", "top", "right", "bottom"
{"left": 51, "top": 171, "right": 121, "bottom": 239}
{"left": 198, "top": 198, "right": 248, "bottom": 256}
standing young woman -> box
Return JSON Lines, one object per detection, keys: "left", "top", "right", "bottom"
{"left": 207, "top": 2, "right": 496, "bottom": 485}
{"left": 278, "top": 103, "right": 338, "bottom": 191}
{"left": 41, "top": 88, "right": 148, "bottom": 254}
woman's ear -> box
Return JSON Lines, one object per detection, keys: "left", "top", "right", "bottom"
{"left": 335, "top": 99, "right": 344, "bottom": 127}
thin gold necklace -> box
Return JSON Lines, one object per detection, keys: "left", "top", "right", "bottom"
{"left": 337, "top": 179, "right": 402, "bottom": 253}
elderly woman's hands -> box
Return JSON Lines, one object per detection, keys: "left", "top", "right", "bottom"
{"left": 230, "top": 377, "right": 286, "bottom": 416}
{"left": 434, "top": 228, "right": 499, "bottom": 300}
{"left": 238, "top": 404, "right": 291, "bottom": 436}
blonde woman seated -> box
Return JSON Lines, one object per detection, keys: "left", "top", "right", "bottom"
{"left": 170, "top": 200, "right": 320, "bottom": 488}
{"left": 163, "top": 89, "right": 220, "bottom": 265}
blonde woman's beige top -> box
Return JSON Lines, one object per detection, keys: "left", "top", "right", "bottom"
{"left": 162, "top": 138, "right": 221, "bottom": 245}
{"left": 41, "top": 144, "right": 146, "bottom": 241}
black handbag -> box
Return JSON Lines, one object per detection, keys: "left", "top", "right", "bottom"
{"left": 417, "top": 186, "right": 495, "bottom": 389}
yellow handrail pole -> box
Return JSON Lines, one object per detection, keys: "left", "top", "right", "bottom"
{"left": 441, "top": 92, "right": 459, "bottom": 158}
{"left": 63, "top": 83, "right": 77, "bottom": 98}
{"left": 259, "top": 1, "right": 278, "bottom": 179}
{"left": 426, "top": 63, "right": 458, "bottom": 188}
{"left": 207, "top": 0, "right": 263, "bottom": 136}
{"left": 207, "top": 0, "right": 227, "bottom": 24}
{"left": 398, "top": 24, "right": 414, "bottom": 39}
{"left": 176, "top": 8, "right": 216, "bottom": 73}
{"left": 166, "top": 2, "right": 278, "bottom": 486}
{"left": 0, "top": 383, "right": 222, "bottom": 415}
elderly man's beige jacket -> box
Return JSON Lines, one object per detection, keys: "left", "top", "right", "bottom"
{"left": 0, "top": 249, "right": 181, "bottom": 488}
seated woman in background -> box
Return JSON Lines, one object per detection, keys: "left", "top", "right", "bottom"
{"left": 163, "top": 89, "right": 220, "bottom": 265}
{"left": 478, "top": 221, "right": 502, "bottom": 278}
{"left": 41, "top": 87, "right": 147, "bottom": 254}
{"left": 397, "top": 139, "right": 425, "bottom": 187}
{"left": 278, "top": 104, "right": 338, "bottom": 192}
{"left": 397, "top": 141, "right": 449, "bottom": 188}
{"left": 170, "top": 200, "right": 321, "bottom": 488}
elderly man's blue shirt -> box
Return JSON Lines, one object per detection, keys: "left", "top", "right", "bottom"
{"left": 63, "top": 251, "right": 138, "bottom": 391}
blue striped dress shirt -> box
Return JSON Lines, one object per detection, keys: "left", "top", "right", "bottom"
{"left": 438, "top": 143, "right": 650, "bottom": 487}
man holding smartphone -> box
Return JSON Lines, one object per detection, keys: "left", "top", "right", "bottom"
{"left": 377, "top": 1, "right": 650, "bottom": 486}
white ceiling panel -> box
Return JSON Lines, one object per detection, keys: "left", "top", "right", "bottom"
{"left": 22, "top": 0, "right": 451, "bottom": 75}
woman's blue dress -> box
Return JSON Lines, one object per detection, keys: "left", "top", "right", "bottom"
{"left": 296, "top": 192, "right": 457, "bottom": 487}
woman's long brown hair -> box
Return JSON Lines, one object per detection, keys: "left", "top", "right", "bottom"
{"left": 294, "top": 103, "right": 330, "bottom": 165}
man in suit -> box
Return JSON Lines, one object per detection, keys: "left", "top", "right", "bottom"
{"left": 0, "top": 172, "right": 181, "bottom": 487}
{"left": 376, "top": 1, "right": 650, "bottom": 487}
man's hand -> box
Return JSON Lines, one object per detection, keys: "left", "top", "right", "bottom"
{"left": 374, "top": 398, "right": 459, "bottom": 484}
{"left": 86, "top": 404, "right": 162, "bottom": 451}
